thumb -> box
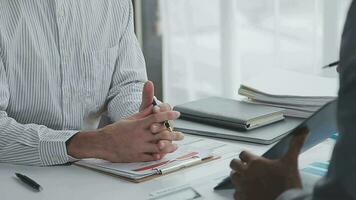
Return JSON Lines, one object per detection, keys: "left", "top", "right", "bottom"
{"left": 282, "top": 127, "right": 309, "bottom": 163}
{"left": 140, "top": 81, "right": 154, "bottom": 111}
{"left": 129, "top": 105, "right": 153, "bottom": 120}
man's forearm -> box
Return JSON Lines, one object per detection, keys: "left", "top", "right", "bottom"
{"left": 66, "top": 130, "right": 107, "bottom": 160}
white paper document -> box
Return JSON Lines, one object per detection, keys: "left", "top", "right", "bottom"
{"left": 239, "top": 68, "right": 338, "bottom": 118}
{"left": 76, "top": 145, "right": 214, "bottom": 181}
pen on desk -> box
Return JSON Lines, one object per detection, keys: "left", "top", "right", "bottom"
{"left": 152, "top": 97, "right": 173, "bottom": 132}
{"left": 15, "top": 173, "right": 42, "bottom": 191}
{"left": 322, "top": 61, "right": 339, "bottom": 68}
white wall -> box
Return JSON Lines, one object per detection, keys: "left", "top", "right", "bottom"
{"left": 160, "top": 0, "right": 351, "bottom": 106}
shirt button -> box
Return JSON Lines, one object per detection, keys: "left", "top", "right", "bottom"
{"left": 58, "top": 8, "right": 65, "bottom": 18}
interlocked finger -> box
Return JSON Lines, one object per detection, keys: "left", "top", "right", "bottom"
{"left": 157, "top": 140, "right": 178, "bottom": 154}
{"left": 154, "top": 131, "right": 184, "bottom": 142}
{"left": 144, "top": 111, "right": 180, "bottom": 126}
{"left": 150, "top": 123, "right": 167, "bottom": 133}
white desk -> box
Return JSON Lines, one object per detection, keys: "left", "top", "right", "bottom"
{"left": 0, "top": 135, "right": 334, "bottom": 200}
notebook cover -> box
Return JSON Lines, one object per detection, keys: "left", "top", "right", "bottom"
{"left": 173, "top": 97, "right": 284, "bottom": 130}
{"left": 174, "top": 117, "right": 302, "bottom": 145}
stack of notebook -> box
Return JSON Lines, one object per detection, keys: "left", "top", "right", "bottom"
{"left": 173, "top": 96, "right": 303, "bottom": 144}
{"left": 238, "top": 69, "right": 338, "bottom": 118}
{"left": 174, "top": 96, "right": 285, "bottom": 131}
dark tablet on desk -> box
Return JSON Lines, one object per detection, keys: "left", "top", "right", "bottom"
{"left": 214, "top": 99, "right": 338, "bottom": 190}
{"left": 262, "top": 99, "right": 338, "bottom": 159}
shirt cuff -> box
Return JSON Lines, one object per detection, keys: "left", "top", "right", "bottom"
{"left": 68, "top": 155, "right": 80, "bottom": 162}
{"left": 277, "top": 188, "right": 310, "bottom": 200}
{"left": 38, "top": 128, "right": 78, "bottom": 166}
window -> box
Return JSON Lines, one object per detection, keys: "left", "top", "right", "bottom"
{"left": 160, "top": 0, "right": 351, "bottom": 105}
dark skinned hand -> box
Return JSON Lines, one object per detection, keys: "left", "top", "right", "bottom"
{"left": 230, "top": 127, "right": 309, "bottom": 200}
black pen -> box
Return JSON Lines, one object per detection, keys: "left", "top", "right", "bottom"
{"left": 322, "top": 61, "right": 339, "bottom": 68}
{"left": 15, "top": 173, "right": 42, "bottom": 191}
{"left": 152, "top": 97, "right": 173, "bottom": 132}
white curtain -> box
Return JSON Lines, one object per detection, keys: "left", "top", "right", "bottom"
{"left": 160, "top": 0, "right": 351, "bottom": 106}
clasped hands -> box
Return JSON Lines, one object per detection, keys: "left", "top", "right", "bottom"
{"left": 67, "top": 81, "right": 184, "bottom": 163}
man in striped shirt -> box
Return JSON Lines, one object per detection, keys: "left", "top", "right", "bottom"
{"left": 0, "top": 0, "right": 183, "bottom": 166}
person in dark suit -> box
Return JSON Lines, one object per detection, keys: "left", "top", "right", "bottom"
{"left": 229, "top": 1, "right": 356, "bottom": 199}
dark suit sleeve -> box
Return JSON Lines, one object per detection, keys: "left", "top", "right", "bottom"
{"left": 278, "top": 1, "right": 356, "bottom": 199}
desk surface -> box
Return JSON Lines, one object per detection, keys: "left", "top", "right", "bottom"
{"left": 0, "top": 135, "right": 335, "bottom": 200}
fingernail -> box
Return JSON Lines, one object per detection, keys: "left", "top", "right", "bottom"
{"left": 176, "top": 132, "right": 184, "bottom": 140}
{"left": 173, "top": 111, "right": 180, "bottom": 118}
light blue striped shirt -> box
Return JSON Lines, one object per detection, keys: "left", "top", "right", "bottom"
{"left": 0, "top": 0, "right": 147, "bottom": 166}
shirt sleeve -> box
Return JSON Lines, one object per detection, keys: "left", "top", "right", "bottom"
{"left": 0, "top": 58, "right": 78, "bottom": 166}
{"left": 106, "top": 0, "right": 148, "bottom": 121}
